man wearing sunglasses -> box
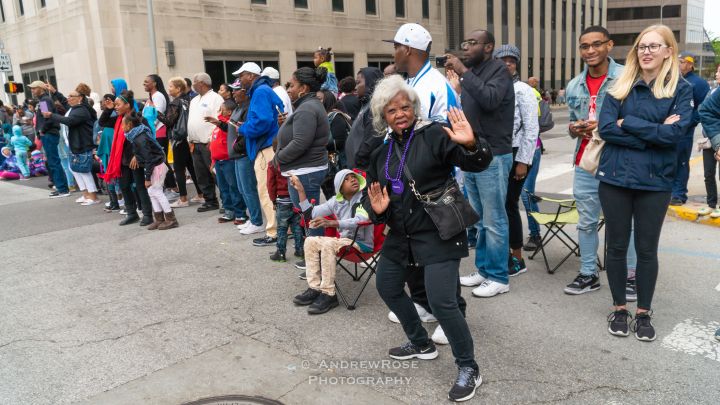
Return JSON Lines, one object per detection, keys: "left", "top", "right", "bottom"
{"left": 443, "top": 30, "right": 516, "bottom": 299}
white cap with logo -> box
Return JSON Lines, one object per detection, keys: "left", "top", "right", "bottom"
{"left": 261, "top": 67, "right": 280, "bottom": 80}
{"left": 384, "top": 23, "right": 432, "bottom": 53}
{"left": 232, "top": 62, "right": 262, "bottom": 76}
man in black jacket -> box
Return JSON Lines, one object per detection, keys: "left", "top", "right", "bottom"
{"left": 444, "top": 30, "right": 516, "bottom": 299}
{"left": 30, "top": 80, "right": 71, "bottom": 197}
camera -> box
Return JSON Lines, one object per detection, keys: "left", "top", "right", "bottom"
{"left": 435, "top": 55, "right": 447, "bottom": 67}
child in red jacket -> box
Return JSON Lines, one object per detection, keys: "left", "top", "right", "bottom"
{"left": 210, "top": 100, "right": 246, "bottom": 224}
{"left": 268, "top": 158, "right": 304, "bottom": 262}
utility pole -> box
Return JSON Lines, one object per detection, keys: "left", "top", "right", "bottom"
{"left": 147, "top": 0, "right": 158, "bottom": 74}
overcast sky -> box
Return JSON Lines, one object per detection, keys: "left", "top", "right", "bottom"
{"left": 705, "top": 0, "right": 720, "bottom": 37}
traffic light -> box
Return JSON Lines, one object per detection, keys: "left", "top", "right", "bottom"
{"left": 4, "top": 81, "right": 24, "bottom": 93}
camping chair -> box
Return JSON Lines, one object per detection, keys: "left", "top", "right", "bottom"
{"left": 333, "top": 222, "right": 385, "bottom": 310}
{"left": 525, "top": 190, "right": 581, "bottom": 274}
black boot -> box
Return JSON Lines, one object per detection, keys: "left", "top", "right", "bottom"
{"left": 139, "top": 215, "right": 154, "bottom": 226}
{"left": 119, "top": 212, "right": 140, "bottom": 226}
{"left": 105, "top": 188, "right": 120, "bottom": 212}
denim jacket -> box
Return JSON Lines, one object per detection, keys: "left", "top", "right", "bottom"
{"left": 565, "top": 58, "right": 624, "bottom": 161}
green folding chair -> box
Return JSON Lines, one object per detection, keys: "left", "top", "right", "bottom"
{"left": 525, "top": 191, "right": 580, "bottom": 274}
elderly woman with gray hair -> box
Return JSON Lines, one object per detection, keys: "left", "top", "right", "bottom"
{"left": 362, "top": 75, "right": 492, "bottom": 402}
{"left": 187, "top": 72, "right": 224, "bottom": 212}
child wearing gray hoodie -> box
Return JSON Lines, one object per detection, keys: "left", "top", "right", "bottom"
{"left": 290, "top": 169, "right": 374, "bottom": 315}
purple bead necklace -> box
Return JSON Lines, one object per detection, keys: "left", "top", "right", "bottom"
{"left": 384, "top": 128, "right": 415, "bottom": 195}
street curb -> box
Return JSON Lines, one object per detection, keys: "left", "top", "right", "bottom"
{"left": 665, "top": 155, "right": 720, "bottom": 227}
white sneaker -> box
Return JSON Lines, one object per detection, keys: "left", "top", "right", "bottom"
{"left": 472, "top": 280, "right": 509, "bottom": 298}
{"left": 81, "top": 199, "right": 101, "bottom": 206}
{"left": 460, "top": 272, "right": 486, "bottom": 287}
{"left": 75, "top": 196, "right": 87, "bottom": 203}
{"left": 432, "top": 325, "right": 449, "bottom": 345}
{"left": 239, "top": 223, "right": 265, "bottom": 235}
{"left": 118, "top": 198, "right": 125, "bottom": 206}
{"left": 388, "top": 303, "right": 437, "bottom": 323}
{"left": 698, "top": 207, "right": 712, "bottom": 216}
{"left": 170, "top": 199, "right": 189, "bottom": 208}
{"left": 190, "top": 196, "right": 205, "bottom": 204}
{"left": 237, "top": 221, "right": 251, "bottom": 230}
{"left": 711, "top": 208, "right": 720, "bottom": 219}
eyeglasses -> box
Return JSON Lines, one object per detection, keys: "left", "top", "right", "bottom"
{"left": 636, "top": 43, "right": 668, "bottom": 54}
{"left": 68, "top": 94, "right": 81, "bottom": 98}
{"left": 460, "top": 39, "right": 488, "bottom": 50}
{"left": 578, "top": 40, "right": 610, "bottom": 51}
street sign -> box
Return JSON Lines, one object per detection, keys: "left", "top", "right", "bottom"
{"left": 0, "top": 54, "right": 11, "bottom": 72}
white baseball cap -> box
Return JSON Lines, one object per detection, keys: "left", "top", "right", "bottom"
{"left": 383, "top": 23, "right": 432, "bottom": 52}
{"left": 261, "top": 67, "right": 280, "bottom": 80}
{"left": 232, "top": 62, "right": 261, "bottom": 76}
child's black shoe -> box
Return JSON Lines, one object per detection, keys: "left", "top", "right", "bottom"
{"left": 270, "top": 250, "right": 287, "bottom": 263}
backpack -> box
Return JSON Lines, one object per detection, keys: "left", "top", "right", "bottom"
{"left": 172, "top": 98, "right": 190, "bottom": 141}
{"left": 327, "top": 110, "right": 351, "bottom": 153}
{"left": 538, "top": 100, "right": 554, "bottom": 133}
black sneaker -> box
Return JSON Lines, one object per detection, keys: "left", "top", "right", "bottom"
{"left": 294, "top": 250, "right": 304, "bottom": 259}
{"left": 631, "top": 312, "right": 656, "bottom": 342}
{"left": 307, "top": 293, "right": 339, "bottom": 314}
{"left": 295, "top": 260, "right": 306, "bottom": 270}
{"left": 139, "top": 215, "right": 153, "bottom": 226}
{"left": 448, "top": 366, "right": 482, "bottom": 402}
{"left": 607, "top": 309, "right": 632, "bottom": 337}
{"left": 293, "top": 288, "right": 321, "bottom": 306}
{"left": 563, "top": 273, "right": 601, "bottom": 295}
{"left": 626, "top": 279, "right": 637, "bottom": 302}
{"left": 270, "top": 250, "right": 286, "bottom": 262}
{"left": 508, "top": 256, "right": 527, "bottom": 277}
{"left": 388, "top": 341, "right": 438, "bottom": 360}
{"left": 119, "top": 214, "right": 140, "bottom": 226}
{"left": 104, "top": 204, "right": 120, "bottom": 212}
{"left": 522, "top": 235, "right": 542, "bottom": 252}
{"left": 669, "top": 198, "right": 684, "bottom": 206}
{"left": 298, "top": 271, "right": 307, "bottom": 280}
{"left": 49, "top": 191, "right": 71, "bottom": 198}
{"left": 253, "top": 236, "right": 277, "bottom": 247}
{"left": 197, "top": 203, "right": 219, "bottom": 213}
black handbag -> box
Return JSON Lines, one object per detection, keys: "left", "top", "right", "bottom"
{"left": 172, "top": 98, "right": 189, "bottom": 141}
{"left": 394, "top": 145, "right": 480, "bottom": 240}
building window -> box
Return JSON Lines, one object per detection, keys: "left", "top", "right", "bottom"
{"left": 17, "top": 0, "right": 23, "bottom": 16}
{"left": 422, "top": 0, "right": 429, "bottom": 19}
{"left": 251, "top": 0, "right": 267, "bottom": 4}
{"left": 562, "top": 0, "right": 566, "bottom": 32}
{"left": 366, "top": 0, "right": 376, "bottom": 15}
{"left": 606, "top": 5, "right": 681, "bottom": 21}
{"left": 294, "top": 0, "right": 308, "bottom": 9}
{"left": 332, "top": 0, "right": 343, "bottom": 12}
{"left": 0, "top": 1, "right": 5, "bottom": 22}
{"left": 528, "top": 0, "right": 533, "bottom": 28}
{"left": 446, "top": 0, "right": 464, "bottom": 51}
{"left": 40, "top": 0, "right": 45, "bottom": 7}
{"left": 21, "top": 66, "right": 56, "bottom": 101}
{"left": 204, "top": 55, "right": 279, "bottom": 90}
{"left": 395, "top": 0, "right": 405, "bottom": 18}
{"left": 487, "top": 0, "right": 494, "bottom": 34}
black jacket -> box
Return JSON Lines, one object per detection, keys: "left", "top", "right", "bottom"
{"left": 129, "top": 127, "right": 166, "bottom": 181}
{"left": 340, "top": 94, "right": 361, "bottom": 121}
{"left": 344, "top": 67, "right": 384, "bottom": 170}
{"left": 363, "top": 121, "right": 492, "bottom": 266}
{"left": 35, "top": 91, "right": 69, "bottom": 136}
{"left": 47, "top": 101, "right": 97, "bottom": 154}
{"left": 460, "top": 58, "right": 515, "bottom": 156}
{"left": 99, "top": 109, "right": 150, "bottom": 166}
{"left": 224, "top": 100, "right": 250, "bottom": 159}
{"left": 159, "top": 93, "right": 190, "bottom": 141}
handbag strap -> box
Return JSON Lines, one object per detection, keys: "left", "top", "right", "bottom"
{"left": 392, "top": 141, "right": 448, "bottom": 203}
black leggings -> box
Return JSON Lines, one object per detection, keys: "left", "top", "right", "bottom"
{"left": 598, "top": 182, "right": 670, "bottom": 310}
{"left": 119, "top": 164, "right": 153, "bottom": 217}
{"left": 702, "top": 148, "right": 720, "bottom": 208}
{"left": 157, "top": 137, "right": 177, "bottom": 189}
{"left": 171, "top": 140, "right": 200, "bottom": 197}
{"left": 506, "top": 160, "right": 529, "bottom": 250}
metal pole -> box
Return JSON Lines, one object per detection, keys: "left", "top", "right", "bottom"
{"left": 147, "top": 0, "right": 158, "bottom": 74}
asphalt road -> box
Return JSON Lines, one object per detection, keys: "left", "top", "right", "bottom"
{"left": 1, "top": 110, "right": 719, "bottom": 404}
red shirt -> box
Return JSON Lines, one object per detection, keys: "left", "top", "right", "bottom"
{"left": 209, "top": 115, "right": 230, "bottom": 162}
{"left": 575, "top": 72, "right": 607, "bottom": 166}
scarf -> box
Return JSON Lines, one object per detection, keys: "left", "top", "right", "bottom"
{"left": 102, "top": 115, "right": 126, "bottom": 182}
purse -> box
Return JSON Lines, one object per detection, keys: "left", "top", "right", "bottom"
{"left": 70, "top": 151, "right": 93, "bottom": 173}
{"left": 394, "top": 145, "right": 480, "bottom": 240}
{"left": 172, "top": 98, "right": 189, "bottom": 141}
{"left": 578, "top": 128, "right": 605, "bottom": 175}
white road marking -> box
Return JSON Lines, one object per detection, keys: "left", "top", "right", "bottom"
{"left": 661, "top": 319, "right": 720, "bottom": 362}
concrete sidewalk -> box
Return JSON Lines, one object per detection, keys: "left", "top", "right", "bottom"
{"left": 666, "top": 154, "right": 720, "bottom": 227}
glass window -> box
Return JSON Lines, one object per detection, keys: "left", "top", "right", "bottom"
{"left": 366, "top": 0, "right": 376, "bottom": 15}
{"left": 40, "top": 0, "right": 45, "bottom": 7}
{"left": 487, "top": 0, "right": 494, "bottom": 33}
{"left": 294, "top": 0, "right": 308, "bottom": 9}
{"left": 251, "top": 0, "right": 267, "bottom": 4}
{"left": 17, "top": 0, "right": 23, "bottom": 16}
{"left": 529, "top": 0, "right": 533, "bottom": 28}
{"left": 332, "top": 0, "right": 343, "bottom": 12}
{"left": 422, "top": 0, "right": 429, "bottom": 19}
{"left": 0, "top": 1, "right": 5, "bottom": 22}
{"left": 395, "top": 0, "right": 405, "bottom": 18}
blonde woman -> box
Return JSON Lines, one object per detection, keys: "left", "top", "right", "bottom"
{"left": 598, "top": 25, "right": 693, "bottom": 342}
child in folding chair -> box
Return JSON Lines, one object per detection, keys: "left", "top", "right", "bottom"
{"left": 290, "top": 169, "right": 374, "bottom": 314}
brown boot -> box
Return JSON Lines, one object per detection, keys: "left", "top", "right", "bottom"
{"left": 158, "top": 210, "right": 179, "bottom": 230}
{"left": 147, "top": 211, "right": 165, "bottom": 230}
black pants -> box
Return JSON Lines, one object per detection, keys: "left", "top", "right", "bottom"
{"left": 173, "top": 140, "right": 200, "bottom": 197}
{"left": 376, "top": 256, "right": 476, "bottom": 369}
{"left": 119, "top": 164, "right": 152, "bottom": 217}
{"left": 191, "top": 143, "right": 217, "bottom": 205}
{"left": 157, "top": 137, "right": 177, "bottom": 190}
{"left": 506, "top": 159, "right": 529, "bottom": 250}
{"left": 598, "top": 182, "right": 670, "bottom": 310}
{"left": 703, "top": 148, "right": 720, "bottom": 208}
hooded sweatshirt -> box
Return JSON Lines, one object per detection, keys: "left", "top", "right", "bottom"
{"left": 10, "top": 126, "right": 32, "bottom": 153}
{"left": 298, "top": 169, "right": 374, "bottom": 250}
{"left": 344, "top": 67, "right": 383, "bottom": 170}
{"left": 240, "top": 76, "right": 284, "bottom": 160}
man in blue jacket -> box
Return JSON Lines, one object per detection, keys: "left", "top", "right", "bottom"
{"left": 236, "top": 62, "right": 284, "bottom": 246}
{"left": 670, "top": 52, "right": 710, "bottom": 205}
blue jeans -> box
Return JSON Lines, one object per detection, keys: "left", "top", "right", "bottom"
{"left": 234, "top": 157, "right": 262, "bottom": 226}
{"left": 574, "top": 167, "right": 638, "bottom": 276}
{"left": 464, "top": 153, "right": 513, "bottom": 285}
{"left": 521, "top": 147, "right": 542, "bottom": 237}
{"left": 215, "top": 159, "right": 245, "bottom": 219}
{"left": 671, "top": 130, "right": 694, "bottom": 202}
{"left": 276, "top": 202, "right": 304, "bottom": 254}
{"left": 41, "top": 134, "right": 68, "bottom": 193}
{"left": 287, "top": 169, "right": 327, "bottom": 237}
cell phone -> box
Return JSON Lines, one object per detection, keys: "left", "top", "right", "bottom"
{"left": 39, "top": 101, "right": 49, "bottom": 114}
{"left": 435, "top": 55, "right": 448, "bottom": 67}
{"left": 275, "top": 105, "right": 285, "bottom": 115}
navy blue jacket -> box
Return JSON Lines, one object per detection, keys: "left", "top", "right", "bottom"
{"left": 597, "top": 78, "right": 694, "bottom": 192}
{"left": 699, "top": 88, "right": 720, "bottom": 151}
{"left": 683, "top": 71, "right": 710, "bottom": 127}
